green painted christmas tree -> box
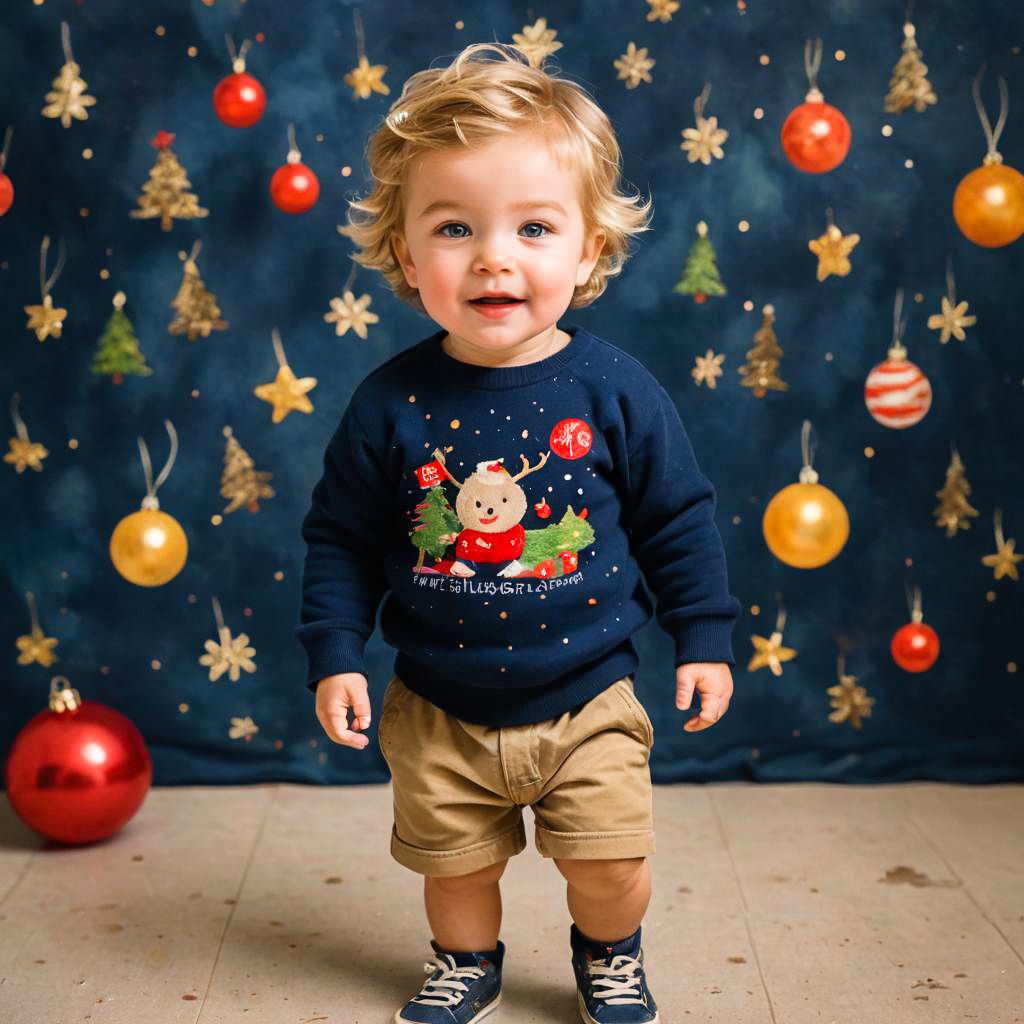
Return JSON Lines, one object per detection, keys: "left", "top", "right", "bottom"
{"left": 91, "top": 291, "right": 153, "bottom": 385}
{"left": 521, "top": 505, "right": 595, "bottom": 573}
{"left": 673, "top": 220, "right": 726, "bottom": 303}
{"left": 411, "top": 485, "right": 462, "bottom": 571}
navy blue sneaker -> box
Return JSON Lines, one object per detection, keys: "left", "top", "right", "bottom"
{"left": 569, "top": 923, "right": 659, "bottom": 1023}
{"left": 394, "top": 939, "right": 504, "bottom": 1023}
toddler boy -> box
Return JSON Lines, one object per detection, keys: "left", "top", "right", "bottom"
{"left": 296, "top": 42, "right": 741, "bottom": 1024}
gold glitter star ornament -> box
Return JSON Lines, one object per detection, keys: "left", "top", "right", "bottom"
{"left": 254, "top": 328, "right": 316, "bottom": 423}
{"left": 344, "top": 55, "right": 390, "bottom": 99}
{"left": 24, "top": 235, "right": 68, "bottom": 341}
{"left": 808, "top": 217, "right": 859, "bottom": 281}
{"left": 981, "top": 508, "right": 1023, "bottom": 581}
{"left": 927, "top": 296, "right": 976, "bottom": 343}
{"left": 5, "top": 393, "right": 48, "bottom": 473}
{"left": 748, "top": 630, "right": 798, "bottom": 675}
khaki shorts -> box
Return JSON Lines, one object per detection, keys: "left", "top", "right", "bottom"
{"left": 377, "top": 673, "right": 656, "bottom": 877}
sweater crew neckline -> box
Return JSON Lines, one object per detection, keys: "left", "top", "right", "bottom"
{"left": 418, "top": 324, "right": 593, "bottom": 388}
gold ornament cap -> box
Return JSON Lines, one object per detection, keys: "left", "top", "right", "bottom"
{"left": 49, "top": 675, "right": 82, "bottom": 713}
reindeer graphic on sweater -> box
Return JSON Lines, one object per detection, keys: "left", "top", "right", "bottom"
{"left": 428, "top": 448, "right": 551, "bottom": 577}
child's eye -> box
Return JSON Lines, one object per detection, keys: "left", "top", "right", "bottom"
{"left": 435, "top": 222, "right": 553, "bottom": 239}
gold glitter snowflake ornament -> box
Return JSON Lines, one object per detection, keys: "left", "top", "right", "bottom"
{"left": 199, "top": 596, "right": 257, "bottom": 682}
{"left": 681, "top": 85, "right": 728, "bottom": 165}
{"left": 324, "top": 289, "right": 380, "bottom": 338}
{"left": 511, "top": 18, "right": 563, "bottom": 67}
{"left": 614, "top": 42, "right": 655, "bottom": 89}
{"left": 692, "top": 349, "right": 725, "bottom": 388}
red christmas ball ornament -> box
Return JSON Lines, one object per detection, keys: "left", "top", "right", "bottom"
{"left": 213, "top": 38, "right": 266, "bottom": 127}
{"left": 534, "top": 498, "right": 552, "bottom": 520}
{"left": 4, "top": 677, "right": 152, "bottom": 845}
{"left": 270, "top": 124, "right": 319, "bottom": 214}
{"left": 781, "top": 38, "right": 851, "bottom": 173}
{"left": 891, "top": 584, "right": 940, "bottom": 673}
{"left": 0, "top": 126, "right": 13, "bottom": 216}
{"left": 0, "top": 170, "right": 12, "bottom": 217}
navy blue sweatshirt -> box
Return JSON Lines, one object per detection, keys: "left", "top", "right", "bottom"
{"left": 295, "top": 323, "right": 742, "bottom": 726}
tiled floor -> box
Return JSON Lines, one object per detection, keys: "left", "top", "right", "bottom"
{"left": 1, "top": 783, "right": 1021, "bottom": 1023}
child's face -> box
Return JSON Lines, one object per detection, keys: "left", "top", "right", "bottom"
{"left": 392, "top": 130, "right": 606, "bottom": 363}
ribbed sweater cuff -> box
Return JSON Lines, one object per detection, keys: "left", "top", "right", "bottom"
{"left": 302, "top": 631, "right": 370, "bottom": 693}
{"left": 670, "top": 616, "right": 737, "bottom": 666}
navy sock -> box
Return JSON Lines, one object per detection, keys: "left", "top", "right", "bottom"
{"left": 431, "top": 938, "right": 502, "bottom": 969}
{"left": 572, "top": 922, "right": 641, "bottom": 960}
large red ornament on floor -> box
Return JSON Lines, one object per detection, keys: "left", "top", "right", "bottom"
{"left": 952, "top": 69, "right": 1024, "bottom": 248}
{"left": 270, "top": 123, "right": 319, "bottom": 214}
{"left": 781, "top": 38, "right": 851, "bottom": 173}
{"left": 213, "top": 37, "right": 266, "bottom": 127}
{"left": 4, "top": 678, "right": 152, "bottom": 845}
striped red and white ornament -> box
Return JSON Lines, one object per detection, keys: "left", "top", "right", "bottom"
{"left": 864, "top": 289, "right": 932, "bottom": 429}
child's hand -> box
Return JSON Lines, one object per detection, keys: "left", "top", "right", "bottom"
{"left": 315, "top": 672, "right": 372, "bottom": 749}
{"left": 676, "top": 662, "right": 733, "bottom": 732}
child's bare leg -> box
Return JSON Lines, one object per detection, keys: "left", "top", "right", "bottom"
{"left": 423, "top": 859, "right": 508, "bottom": 951}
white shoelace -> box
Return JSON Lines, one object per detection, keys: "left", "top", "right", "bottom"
{"left": 412, "top": 954, "right": 488, "bottom": 1007}
{"left": 585, "top": 953, "right": 645, "bottom": 1004}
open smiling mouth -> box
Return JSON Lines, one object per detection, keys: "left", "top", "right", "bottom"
{"left": 479, "top": 515, "right": 498, "bottom": 524}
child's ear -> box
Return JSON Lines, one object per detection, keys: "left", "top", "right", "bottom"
{"left": 392, "top": 233, "right": 418, "bottom": 289}
{"left": 576, "top": 230, "right": 607, "bottom": 287}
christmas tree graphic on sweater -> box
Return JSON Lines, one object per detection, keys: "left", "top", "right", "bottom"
{"left": 409, "top": 419, "right": 596, "bottom": 581}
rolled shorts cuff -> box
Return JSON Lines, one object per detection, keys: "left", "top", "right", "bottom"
{"left": 389, "top": 819, "right": 528, "bottom": 877}
{"left": 534, "top": 823, "right": 656, "bottom": 860}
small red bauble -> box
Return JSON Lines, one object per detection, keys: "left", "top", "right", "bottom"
{"left": 781, "top": 100, "right": 851, "bottom": 173}
{"left": 4, "top": 678, "right": 152, "bottom": 845}
{"left": 0, "top": 172, "right": 12, "bottom": 216}
{"left": 891, "top": 622, "right": 940, "bottom": 673}
{"left": 213, "top": 70, "right": 266, "bottom": 127}
{"left": 270, "top": 162, "right": 320, "bottom": 213}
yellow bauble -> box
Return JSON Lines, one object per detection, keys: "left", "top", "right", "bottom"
{"left": 762, "top": 482, "right": 849, "bottom": 569}
{"left": 110, "top": 507, "right": 188, "bottom": 586}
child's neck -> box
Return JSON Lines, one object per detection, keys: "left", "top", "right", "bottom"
{"left": 441, "top": 326, "right": 571, "bottom": 369}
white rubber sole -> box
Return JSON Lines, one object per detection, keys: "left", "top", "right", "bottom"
{"left": 394, "top": 989, "right": 502, "bottom": 1024}
{"left": 576, "top": 987, "right": 659, "bottom": 1024}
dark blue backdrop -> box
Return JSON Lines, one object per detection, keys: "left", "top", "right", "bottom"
{"left": 2, "top": 0, "right": 1022, "bottom": 785}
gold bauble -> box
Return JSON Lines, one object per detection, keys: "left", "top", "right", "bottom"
{"left": 110, "top": 507, "right": 188, "bottom": 586}
{"left": 762, "top": 481, "right": 849, "bottom": 569}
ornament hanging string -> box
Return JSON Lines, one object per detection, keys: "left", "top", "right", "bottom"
{"left": 342, "top": 256, "right": 358, "bottom": 294}
{"left": 10, "top": 392, "right": 31, "bottom": 444}
{"left": 0, "top": 124, "right": 12, "bottom": 173}
{"left": 210, "top": 595, "right": 229, "bottom": 641}
{"left": 59, "top": 20, "right": 75, "bottom": 67}
{"left": 225, "top": 34, "right": 253, "bottom": 74}
{"left": 890, "top": 287, "right": 908, "bottom": 357}
{"left": 39, "top": 235, "right": 67, "bottom": 301}
{"left": 772, "top": 593, "right": 788, "bottom": 638}
{"left": 798, "top": 418, "right": 819, "bottom": 484}
{"left": 993, "top": 507, "right": 1007, "bottom": 549}
{"left": 23, "top": 589, "right": 44, "bottom": 637}
{"left": 286, "top": 122, "right": 301, "bottom": 163}
{"left": 271, "top": 327, "right": 289, "bottom": 369}
{"left": 137, "top": 419, "right": 178, "bottom": 512}
{"left": 972, "top": 64, "right": 1009, "bottom": 165}
{"left": 944, "top": 255, "right": 958, "bottom": 305}
{"left": 803, "top": 37, "right": 823, "bottom": 101}
{"left": 693, "top": 82, "right": 712, "bottom": 121}
{"left": 836, "top": 651, "right": 849, "bottom": 681}
{"left": 353, "top": 7, "right": 367, "bottom": 62}
{"left": 825, "top": 206, "right": 835, "bottom": 230}
{"left": 904, "top": 581, "right": 923, "bottom": 623}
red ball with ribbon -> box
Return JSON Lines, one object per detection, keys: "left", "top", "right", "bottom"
{"left": 781, "top": 38, "right": 851, "bottom": 173}
{"left": 0, "top": 125, "right": 13, "bottom": 216}
{"left": 4, "top": 677, "right": 152, "bottom": 845}
{"left": 213, "top": 37, "right": 266, "bottom": 127}
{"left": 271, "top": 123, "right": 320, "bottom": 214}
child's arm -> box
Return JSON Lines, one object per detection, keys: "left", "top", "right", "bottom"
{"left": 623, "top": 384, "right": 742, "bottom": 668}
{"left": 294, "top": 401, "right": 391, "bottom": 695}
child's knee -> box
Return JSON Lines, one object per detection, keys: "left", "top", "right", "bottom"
{"left": 426, "top": 858, "right": 508, "bottom": 893}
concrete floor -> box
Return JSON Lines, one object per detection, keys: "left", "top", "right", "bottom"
{"left": 0, "top": 782, "right": 1021, "bottom": 1024}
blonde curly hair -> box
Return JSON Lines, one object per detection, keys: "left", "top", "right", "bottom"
{"left": 339, "top": 42, "right": 654, "bottom": 315}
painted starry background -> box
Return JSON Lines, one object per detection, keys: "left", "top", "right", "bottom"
{"left": 1, "top": 0, "right": 1022, "bottom": 785}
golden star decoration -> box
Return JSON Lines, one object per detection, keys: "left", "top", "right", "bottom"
{"left": 343, "top": 55, "right": 390, "bottom": 100}
{"left": 614, "top": 42, "right": 655, "bottom": 89}
{"left": 681, "top": 115, "right": 728, "bottom": 165}
{"left": 692, "top": 348, "right": 725, "bottom": 388}
{"left": 199, "top": 625, "right": 257, "bottom": 682}
{"left": 927, "top": 296, "right": 976, "bottom": 343}
{"left": 24, "top": 293, "right": 68, "bottom": 341}
{"left": 229, "top": 715, "right": 259, "bottom": 740}
{"left": 748, "top": 630, "right": 797, "bottom": 676}
{"left": 510, "top": 18, "right": 563, "bottom": 67}
{"left": 646, "top": 0, "right": 681, "bottom": 22}
{"left": 982, "top": 537, "right": 1024, "bottom": 581}
{"left": 827, "top": 672, "right": 875, "bottom": 730}
{"left": 808, "top": 224, "right": 860, "bottom": 281}
{"left": 324, "top": 290, "right": 380, "bottom": 338}
{"left": 254, "top": 363, "right": 317, "bottom": 423}
{"left": 5, "top": 436, "right": 49, "bottom": 473}
{"left": 16, "top": 625, "right": 59, "bottom": 667}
